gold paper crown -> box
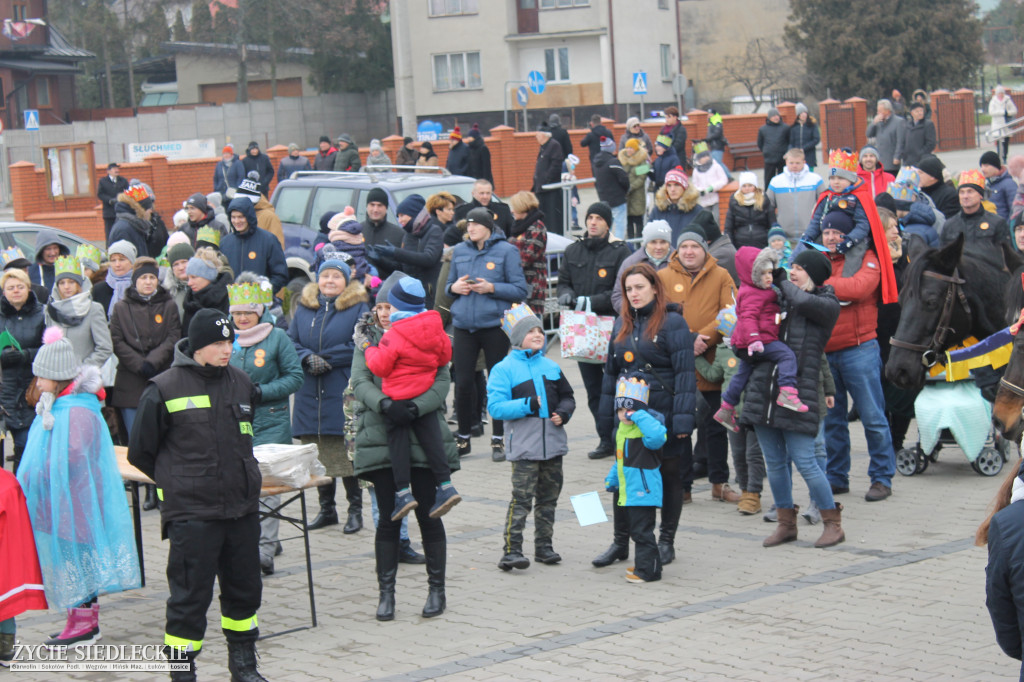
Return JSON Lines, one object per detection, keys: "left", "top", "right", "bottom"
{"left": 75, "top": 243, "right": 104, "bottom": 267}
{"left": 227, "top": 281, "right": 273, "bottom": 308}
{"left": 1, "top": 247, "right": 25, "bottom": 266}
{"left": 196, "top": 226, "right": 221, "bottom": 247}
{"left": 615, "top": 376, "right": 650, "bottom": 404}
{"left": 54, "top": 255, "right": 82, "bottom": 278}
{"left": 959, "top": 168, "right": 986, "bottom": 190}
{"left": 828, "top": 148, "right": 858, "bottom": 173}
{"left": 692, "top": 141, "right": 709, "bottom": 156}
{"left": 124, "top": 184, "right": 150, "bottom": 203}
{"left": 500, "top": 303, "right": 537, "bottom": 338}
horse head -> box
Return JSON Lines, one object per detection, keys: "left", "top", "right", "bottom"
{"left": 993, "top": 319, "right": 1024, "bottom": 443}
{"left": 885, "top": 234, "right": 973, "bottom": 391}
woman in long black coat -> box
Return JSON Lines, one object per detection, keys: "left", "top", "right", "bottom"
{"left": 0, "top": 268, "right": 44, "bottom": 472}
{"left": 592, "top": 263, "right": 696, "bottom": 569}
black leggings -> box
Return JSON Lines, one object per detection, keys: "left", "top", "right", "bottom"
{"left": 453, "top": 326, "right": 509, "bottom": 438}
{"left": 386, "top": 411, "right": 450, "bottom": 489}
{"left": 364, "top": 468, "right": 446, "bottom": 545}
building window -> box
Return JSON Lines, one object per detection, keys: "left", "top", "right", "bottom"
{"left": 44, "top": 143, "right": 96, "bottom": 200}
{"left": 658, "top": 0, "right": 669, "bottom": 8}
{"left": 428, "top": 0, "right": 478, "bottom": 16}
{"left": 36, "top": 77, "right": 50, "bottom": 107}
{"left": 539, "top": 0, "right": 589, "bottom": 8}
{"left": 660, "top": 44, "right": 672, "bottom": 81}
{"left": 433, "top": 52, "right": 482, "bottom": 91}
{"left": 12, "top": 3, "right": 25, "bottom": 21}
{"left": 544, "top": 47, "right": 569, "bottom": 82}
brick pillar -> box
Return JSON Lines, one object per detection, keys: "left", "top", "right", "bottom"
{"left": 488, "top": 125, "right": 514, "bottom": 197}
{"left": 382, "top": 134, "right": 404, "bottom": 164}
{"left": 688, "top": 109, "right": 709, "bottom": 148}
{"left": 845, "top": 97, "right": 868, "bottom": 151}
{"left": 817, "top": 98, "right": 840, "bottom": 153}
{"left": 777, "top": 101, "right": 796, "bottom": 125}
{"left": 930, "top": 90, "right": 951, "bottom": 152}
{"left": 145, "top": 154, "right": 172, "bottom": 221}
{"left": 9, "top": 161, "right": 37, "bottom": 222}
{"left": 265, "top": 144, "right": 288, "bottom": 195}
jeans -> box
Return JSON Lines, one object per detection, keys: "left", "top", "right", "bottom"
{"left": 754, "top": 425, "right": 835, "bottom": 511}
{"left": 610, "top": 202, "right": 628, "bottom": 240}
{"left": 711, "top": 150, "right": 725, "bottom": 165}
{"left": 578, "top": 361, "right": 612, "bottom": 444}
{"left": 721, "top": 342, "right": 798, "bottom": 408}
{"left": 728, "top": 424, "right": 764, "bottom": 493}
{"left": 825, "top": 340, "right": 896, "bottom": 488}
{"left": 122, "top": 407, "right": 137, "bottom": 436}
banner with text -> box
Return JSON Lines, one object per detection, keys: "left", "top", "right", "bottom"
{"left": 127, "top": 138, "right": 217, "bottom": 162}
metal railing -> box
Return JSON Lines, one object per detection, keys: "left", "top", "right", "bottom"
{"left": 286, "top": 166, "right": 452, "bottom": 182}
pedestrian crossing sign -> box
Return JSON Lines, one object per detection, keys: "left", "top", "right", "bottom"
{"left": 632, "top": 72, "right": 647, "bottom": 95}
{"left": 23, "top": 109, "right": 38, "bottom": 131}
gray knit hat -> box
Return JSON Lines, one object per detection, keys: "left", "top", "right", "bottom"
{"left": 642, "top": 220, "right": 672, "bottom": 246}
{"left": 33, "top": 327, "right": 79, "bottom": 381}
{"left": 108, "top": 240, "right": 138, "bottom": 264}
{"left": 186, "top": 256, "right": 218, "bottom": 282}
{"left": 676, "top": 230, "right": 709, "bottom": 252}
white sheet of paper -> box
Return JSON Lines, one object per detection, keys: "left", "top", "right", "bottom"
{"left": 570, "top": 491, "right": 609, "bottom": 526}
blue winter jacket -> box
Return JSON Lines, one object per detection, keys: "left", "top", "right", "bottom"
{"left": 446, "top": 140, "right": 470, "bottom": 176}
{"left": 650, "top": 147, "right": 681, "bottom": 190}
{"left": 213, "top": 156, "right": 245, "bottom": 195}
{"left": 445, "top": 230, "right": 529, "bottom": 332}
{"left": 222, "top": 197, "right": 289, "bottom": 292}
{"left": 900, "top": 200, "right": 939, "bottom": 248}
{"left": 288, "top": 280, "right": 370, "bottom": 437}
{"left": 604, "top": 409, "right": 667, "bottom": 507}
{"left": 989, "top": 170, "right": 1019, "bottom": 222}
{"left": 985, "top": 494, "right": 1024, "bottom": 673}
{"left": 487, "top": 347, "right": 575, "bottom": 461}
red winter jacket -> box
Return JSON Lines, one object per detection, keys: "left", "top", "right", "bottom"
{"left": 365, "top": 310, "right": 453, "bottom": 400}
{"left": 823, "top": 247, "right": 881, "bottom": 353}
{"left": 732, "top": 246, "right": 782, "bottom": 349}
{"left": 0, "top": 469, "right": 48, "bottom": 621}
{"left": 856, "top": 166, "right": 895, "bottom": 198}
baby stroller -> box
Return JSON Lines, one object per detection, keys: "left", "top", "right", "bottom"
{"left": 895, "top": 375, "right": 1011, "bottom": 477}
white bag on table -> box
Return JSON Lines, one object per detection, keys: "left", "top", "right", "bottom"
{"left": 254, "top": 443, "right": 325, "bottom": 488}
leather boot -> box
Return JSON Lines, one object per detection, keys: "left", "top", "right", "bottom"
{"left": 164, "top": 647, "right": 198, "bottom": 682}
{"left": 226, "top": 640, "right": 268, "bottom": 682}
{"left": 763, "top": 507, "right": 798, "bottom": 547}
{"left": 814, "top": 504, "right": 845, "bottom": 548}
{"left": 307, "top": 479, "right": 338, "bottom": 530}
{"left": 421, "top": 540, "right": 446, "bottom": 618}
{"left": 593, "top": 502, "right": 630, "bottom": 566}
{"left": 375, "top": 540, "right": 399, "bottom": 621}
{"left": 143, "top": 484, "right": 159, "bottom": 511}
{"left": 341, "top": 476, "right": 363, "bottom": 534}
{"left": 712, "top": 483, "right": 742, "bottom": 502}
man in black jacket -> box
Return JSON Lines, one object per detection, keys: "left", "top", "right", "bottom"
{"left": 548, "top": 113, "right": 573, "bottom": 159}
{"left": 454, "top": 179, "right": 513, "bottom": 234}
{"left": 97, "top": 163, "right": 129, "bottom": 240}
{"left": 129, "top": 309, "right": 267, "bottom": 682}
{"left": 901, "top": 102, "right": 936, "bottom": 168}
{"left": 917, "top": 154, "right": 960, "bottom": 219}
{"left": 241, "top": 141, "right": 275, "bottom": 198}
{"left": 592, "top": 137, "right": 629, "bottom": 239}
{"left": 362, "top": 188, "right": 406, "bottom": 280}
{"left": 757, "top": 108, "right": 791, "bottom": 182}
{"left": 556, "top": 202, "right": 630, "bottom": 459}
{"left": 580, "top": 114, "right": 614, "bottom": 166}
{"left": 533, "top": 121, "right": 565, "bottom": 235}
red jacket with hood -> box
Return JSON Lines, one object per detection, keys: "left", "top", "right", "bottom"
{"left": 856, "top": 166, "right": 896, "bottom": 198}
{"left": 732, "top": 246, "right": 783, "bottom": 349}
{"left": 365, "top": 310, "right": 452, "bottom": 400}
{"left": 824, "top": 247, "right": 881, "bottom": 353}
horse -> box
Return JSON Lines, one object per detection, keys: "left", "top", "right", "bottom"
{"left": 993, "top": 324, "right": 1024, "bottom": 442}
{"left": 885, "top": 233, "right": 1024, "bottom": 393}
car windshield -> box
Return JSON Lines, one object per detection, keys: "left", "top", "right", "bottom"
{"left": 391, "top": 182, "right": 476, "bottom": 208}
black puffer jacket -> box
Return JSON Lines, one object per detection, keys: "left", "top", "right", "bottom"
{"left": 592, "top": 150, "right": 629, "bottom": 207}
{"left": 598, "top": 301, "right": 696, "bottom": 439}
{"left": 556, "top": 233, "right": 631, "bottom": 316}
{"left": 740, "top": 280, "right": 840, "bottom": 435}
{"left": 181, "top": 270, "right": 232, "bottom": 335}
{"left": 757, "top": 119, "right": 791, "bottom": 165}
{"left": 391, "top": 210, "right": 444, "bottom": 307}
{"left": 724, "top": 194, "right": 777, "bottom": 248}
{"left": 0, "top": 293, "right": 44, "bottom": 430}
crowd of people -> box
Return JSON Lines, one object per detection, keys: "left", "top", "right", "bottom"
{"left": 5, "top": 98, "right": 1024, "bottom": 680}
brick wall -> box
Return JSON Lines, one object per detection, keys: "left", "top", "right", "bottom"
{"left": 932, "top": 89, "right": 977, "bottom": 152}
{"left": 11, "top": 111, "right": 776, "bottom": 243}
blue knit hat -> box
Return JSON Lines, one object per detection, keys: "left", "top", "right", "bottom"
{"left": 317, "top": 258, "right": 351, "bottom": 284}
{"left": 767, "top": 226, "right": 787, "bottom": 243}
{"left": 396, "top": 194, "right": 425, "bottom": 219}
{"left": 388, "top": 276, "right": 426, "bottom": 314}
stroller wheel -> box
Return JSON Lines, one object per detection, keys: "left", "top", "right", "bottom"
{"left": 912, "top": 447, "right": 929, "bottom": 474}
{"left": 895, "top": 448, "right": 918, "bottom": 476}
{"left": 973, "top": 447, "right": 1004, "bottom": 477}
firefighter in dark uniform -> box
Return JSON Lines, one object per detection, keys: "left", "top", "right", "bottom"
{"left": 128, "top": 308, "right": 267, "bottom": 682}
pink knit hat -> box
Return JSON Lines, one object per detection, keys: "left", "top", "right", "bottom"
{"left": 665, "top": 167, "right": 689, "bottom": 189}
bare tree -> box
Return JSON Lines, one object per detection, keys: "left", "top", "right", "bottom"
{"left": 716, "top": 38, "right": 801, "bottom": 113}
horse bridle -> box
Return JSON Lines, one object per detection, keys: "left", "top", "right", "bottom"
{"left": 889, "top": 268, "right": 971, "bottom": 368}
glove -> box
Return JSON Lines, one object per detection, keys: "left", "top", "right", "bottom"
{"left": 303, "top": 354, "right": 332, "bottom": 376}
{"left": 353, "top": 319, "right": 373, "bottom": 351}
{"left": 529, "top": 395, "right": 541, "bottom": 414}
{"left": 606, "top": 485, "right": 619, "bottom": 494}
{"left": 835, "top": 236, "right": 855, "bottom": 254}
{"left": 0, "top": 347, "right": 26, "bottom": 368}
{"left": 140, "top": 361, "right": 157, "bottom": 378}
{"left": 748, "top": 340, "right": 764, "bottom": 354}
{"left": 386, "top": 399, "right": 418, "bottom": 425}
{"left": 772, "top": 267, "right": 788, "bottom": 288}
{"left": 375, "top": 243, "right": 397, "bottom": 259}
{"left": 557, "top": 293, "right": 574, "bottom": 307}
{"left": 252, "top": 385, "right": 263, "bottom": 405}
{"left": 699, "top": 186, "right": 713, "bottom": 196}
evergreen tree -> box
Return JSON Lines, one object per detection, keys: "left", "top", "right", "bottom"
{"left": 172, "top": 9, "right": 188, "bottom": 41}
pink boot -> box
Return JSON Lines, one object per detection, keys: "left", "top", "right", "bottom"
{"left": 776, "top": 386, "right": 809, "bottom": 413}
{"left": 45, "top": 604, "right": 100, "bottom": 648}
{"left": 713, "top": 403, "right": 740, "bottom": 433}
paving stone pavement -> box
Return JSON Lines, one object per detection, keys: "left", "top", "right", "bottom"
{"left": 7, "top": 349, "right": 1019, "bottom": 681}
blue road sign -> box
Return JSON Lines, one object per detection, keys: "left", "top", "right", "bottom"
{"left": 23, "top": 109, "right": 39, "bottom": 131}
{"left": 527, "top": 70, "right": 546, "bottom": 95}
{"left": 632, "top": 72, "right": 648, "bottom": 95}
{"left": 516, "top": 85, "right": 529, "bottom": 107}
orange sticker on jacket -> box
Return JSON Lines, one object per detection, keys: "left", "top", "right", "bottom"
{"left": 254, "top": 358, "right": 265, "bottom": 367}
{"left": 255, "top": 349, "right": 266, "bottom": 358}
{"left": 727, "top": 357, "right": 738, "bottom": 368}
{"left": 624, "top": 351, "right": 634, "bottom": 362}
{"left": 249, "top": 251, "right": 257, "bottom": 259}
{"left": 838, "top": 200, "right": 847, "bottom": 209}
{"left": 674, "top": 284, "right": 684, "bottom": 292}
{"left": 154, "top": 314, "right": 163, "bottom": 324}
{"left": 598, "top": 268, "right": 607, "bottom": 278}
{"left": 486, "top": 262, "right": 496, "bottom": 270}
{"left": 980, "top": 222, "right": 990, "bottom": 230}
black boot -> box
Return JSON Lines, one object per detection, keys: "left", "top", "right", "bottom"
{"left": 399, "top": 538, "right": 426, "bottom": 564}
{"left": 593, "top": 501, "right": 630, "bottom": 567}
{"left": 164, "top": 646, "right": 197, "bottom": 682}
{"left": 143, "top": 484, "right": 159, "bottom": 511}
{"left": 226, "top": 640, "right": 268, "bottom": 682}
{"left": 307, "top": 479, "right": 338, "bottom": 530}
{"left": 341, "top": 476, "right": 363, "bottom": 534}
{"left": 375, "top": 540, "right": 399, "bottom": 621}
{"left": 421, "top": 540, "right": 446, "bottom": 618}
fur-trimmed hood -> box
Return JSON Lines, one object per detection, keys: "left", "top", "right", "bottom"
{"left": 654, "top": 183, "right": 700, "bottom": 213}
{"left": 116, "top": 192, "right": 150, "bottom": 220}
{"left": 749, "top": 247, "right": 780, "bottom": 289}
{"left": 299, "top": 279, "right": 368, "bottom": 311}
{"left": 618, "top": 145, "right": 649, "bottom": 169}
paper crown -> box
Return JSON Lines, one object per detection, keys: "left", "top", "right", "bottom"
{"left": 1, "top": 246, "right": 25, "bottom": 266}
{"left": 692, "top": 141, "right": 709, "bottom": 156}
{"left": 196, "top": 226, "right": 221, "bottom": 247}
{"left": 894, "top": 166, "right": 920, "bottom": 188}
{"left": 75, "top": 243, "right": 104, "bottom": 267}
{"left": 54, "top": 255, "right": 82, "bottom": 278}
{"left": 716, "top": 306, "right": 737, "bottom": 336}
{"left": 124, "top": 184, "right": 150, "bottom": 203}
{"left": 157, "top": 250, "right": 170, "bottom": 269}
{"left": 500, "top": 303, "right": 536, "bottom": 338}
{"left": 656, "top": 134, "right": 673, "bottom": 148}
{"left": 227, "top": 281, "right": 273, "bottom": 308}
{"left": 887, "top": 182, "right": 916, "bottom": 203}
{"left": 615, "top": 376, "right": 650, "bottom": 405}
{"left": 828, "top": 148, "right": 858, "bottom": 173}
{"left": 959, "top": 168, "right": 986, "bottom": 190}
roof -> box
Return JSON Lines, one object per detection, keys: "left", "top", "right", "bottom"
{"left": 162, "top": 41, "right": 312, "bottom": 62}
{"left": 0, "top": 57, "right": 82, "bottom": 73}
{"left": 43, "top": 25, "right": 94, "bottom": 60}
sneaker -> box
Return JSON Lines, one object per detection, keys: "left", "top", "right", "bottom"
{"left": 801, "top": 500, "right": 821, "bottom": 525}
{"left": 491, "top": 438, "right": 506, "bottom": 462}
{"left": 587, "top": 441, "right": 615, "bottom": 459}
{"left": 776, "top": 386, "right": 809, "bottom": 413}
{"left": 535, "top": 546, "right": 562, "bottom": 564}
{"left": 625, "top": 567, "right": 656, "bottom": 584}
{"left": 831, "top": 484, "right": 850, "bottom": 495}
{"left": 399, "top": 538, "right": 426, "bottom": 564}
{"left": 470, "top": 423, "right": 485, "bottom": 438}
{"left": 260, "top": 555, "right": 275, "bottom": 576}
{"left": 763, "top": 503, "right": 778, "bottom": 522}
{"left": 713, "top": 405, "right": 740, "bottom": 433}
{"left": 429, "top": 485, "right": 462, "bottom": 518}
{"left": 864, "top": 481, "right": 892, "bottom": 502}
{"left": 447, "top": 411, "right": 458, "bottom": 425}
{"left": 390, "top": 490, "right": 418, "bottom": 522}
{"left": 454, "top": 435, "right": 471, "bottom": 457}
{"left": 498, "top": 552, "right": 531, "bottom": 571}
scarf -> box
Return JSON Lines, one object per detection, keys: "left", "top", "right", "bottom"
{"left": 509, "top": 209, "right": 543, "bottom": 239}
{"left": 235, "top": 322, "right": 274, "bottom": 348}
{"left": 105, "top": 269, "right": 133, "bottom": 317}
